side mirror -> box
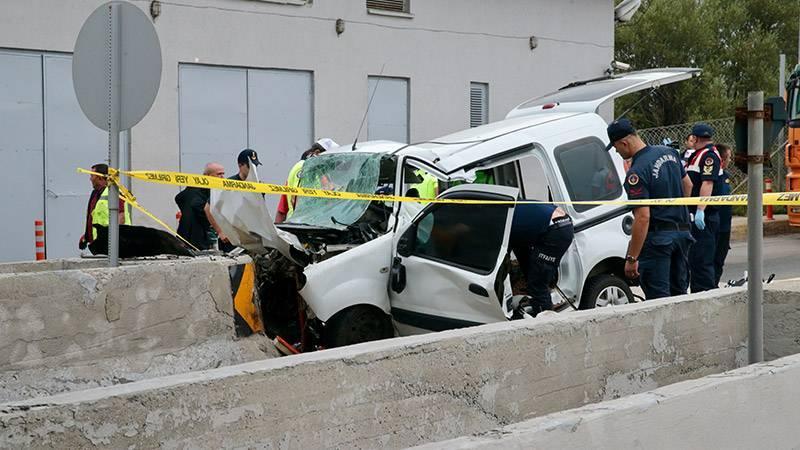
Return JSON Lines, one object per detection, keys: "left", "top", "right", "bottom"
{"left": 397, "top": 225, "right": 417, "bottom": 257}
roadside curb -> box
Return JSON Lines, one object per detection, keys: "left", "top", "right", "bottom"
{"left": 730, "top": 215, "right": 800, "bottom": 242}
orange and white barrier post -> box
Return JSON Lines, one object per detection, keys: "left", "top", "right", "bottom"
{"left": 765, "top": 178, "right": 774, "bottom": 221}
{"left": 34, "top": 220, "right": 45, "bottom": 260}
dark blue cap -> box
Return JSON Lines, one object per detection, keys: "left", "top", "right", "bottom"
{"left": 237, "top": 148, "right": 261, "bottom": 166}
{"left": 690, "top": 122, "right": 714, "bottom": 138}
{"left": 605, "top": 118, "right": 636, "bottom": 150}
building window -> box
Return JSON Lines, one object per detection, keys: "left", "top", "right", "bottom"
{"left": 367, "top": 0, "right": 411, "bottom": 15}
{"left": 470, "top": 82, "right": 488, "bottom": 128}
{"left": 366, "top": 76, "right": 409, "bottom": 143}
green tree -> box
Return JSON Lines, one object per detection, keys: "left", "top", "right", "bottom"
{"left": 614, "top": 0, "right": 798, "bottom": 128}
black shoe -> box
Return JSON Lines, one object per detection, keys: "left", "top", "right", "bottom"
{"left": 514, "top": 298, "right": 542, "bottom": 319}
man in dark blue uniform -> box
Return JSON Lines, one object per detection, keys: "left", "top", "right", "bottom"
{"left": 607, "top": 119, "right": 693, "bottom": 300}
{"left": 220, "top": 149, "right": 262, "bottom": 252}
{"left": 509, "top": 203, "right": 574, "bottom": 316}
{"left": 713, "top": 144, "right": 733, "bottom": 285}
{"left": 229, "top": 148, "right": 262, "bottom": 181}
{"left": 685, "top": 123, "right": 722, "bottom": 292}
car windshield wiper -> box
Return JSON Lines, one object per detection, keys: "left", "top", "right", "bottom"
{"left": 331, "top": 216, "right": 356, "bottom": 230}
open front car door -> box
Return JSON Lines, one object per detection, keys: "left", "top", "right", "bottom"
{"left": 389, "top": 184, "right": 518, "bottom": 334}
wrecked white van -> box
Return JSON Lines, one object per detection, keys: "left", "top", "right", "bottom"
{"left": 216, "top": 68, "right": 701, "bottom": 349}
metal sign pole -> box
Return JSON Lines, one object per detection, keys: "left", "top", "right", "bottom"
{"left": 747, "top": 91, "right": 764, "bottom": 364}
{"left": 779, "top": 54, "right": 786, "bottom": 97}
{"left": 73, "top": 1, "right": 161, "bottom": 265}
{"left": 107, "top": 3, "right": 122, "bottom": 268}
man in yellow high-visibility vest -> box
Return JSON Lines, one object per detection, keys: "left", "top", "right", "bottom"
{"left": 79, "top": 163, "right": 131, "bottom": 251}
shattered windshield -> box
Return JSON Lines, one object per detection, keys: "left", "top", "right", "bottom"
{"left": 287, "top": 152, "right": 388, "bottom": 228}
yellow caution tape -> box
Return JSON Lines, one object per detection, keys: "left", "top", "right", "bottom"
{"left": 81, "top": 168, "right": 800, "bottom": 206}
{"left": 79, "top": 168, "right": 200, "bottom": 252}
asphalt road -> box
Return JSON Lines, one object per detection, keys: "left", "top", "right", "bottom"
{"left": 721, "top": 233, "right": 800, "bottom": 284}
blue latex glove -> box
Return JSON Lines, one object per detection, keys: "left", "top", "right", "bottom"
{"left": 694, "top": 209, "right": 706, "bottom": 230}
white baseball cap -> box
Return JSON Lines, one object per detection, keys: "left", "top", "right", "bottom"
{"left": 315, "top": 138, "right": 338, "bottom": 151}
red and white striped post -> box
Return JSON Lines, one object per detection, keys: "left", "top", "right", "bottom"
{"left": 765, "top": 178, "right": 774, "bottom": 221}
{"left": 34, "top": 220, "right": 45, "bottom": 260}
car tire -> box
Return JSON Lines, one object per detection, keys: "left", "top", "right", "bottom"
{"left": 324, "top": 306, "right": 394, "bottom": 348}
{"left": 579, "top": 274, "right": 633, "bottom": 309}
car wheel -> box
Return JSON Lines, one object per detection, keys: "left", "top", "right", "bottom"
{"left": 579, "top": 274, "right": 633, "bottom": 309}
{"left": 324, "top": 306, "right": 394, "bottom": 348}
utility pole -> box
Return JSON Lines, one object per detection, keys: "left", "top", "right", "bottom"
{"left": 747, "top": 91, "right": 764, "bottom": 364}
{"left": 780, "top": 54, "right": 786, "bottom": 96}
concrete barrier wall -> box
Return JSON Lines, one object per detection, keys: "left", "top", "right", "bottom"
{"left": 0, "top": 258, "right": 108, "bottom": 274}
{"left": 0, "top": 257, "right": 242, "bottom": 371}
{"left": 0, "top": 287, "right": 756, "bottom": 449}
{"left": 420, "top": 352, "right": 800, "bottom": 449}
{"left": 764, "top": 285, "right": 800, "bottom": 360}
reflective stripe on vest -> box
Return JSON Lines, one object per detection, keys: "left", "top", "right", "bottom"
{"left": 686, "top": 145, "right": 723, "bottom": 176}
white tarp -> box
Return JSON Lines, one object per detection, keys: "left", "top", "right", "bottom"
{"left": 209, "top": 165, "right": 306, "bottom": 265}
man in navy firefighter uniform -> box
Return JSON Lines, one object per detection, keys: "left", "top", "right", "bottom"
{"left": 509, "top": 203, "right": 574, "bottom": 316}
{"left": 606, "top": 119, "right": 694, "bottom": 300}
{"left": 685, "top": 122, "right": 722, "bottom": 292}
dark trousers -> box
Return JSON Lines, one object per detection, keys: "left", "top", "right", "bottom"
{"left": 689, "top": 214, "right": 720, "bottom": 292}
{"left": 713, "top": 231, "right": 731, "bottom": 286}
{"left": 638, "top": 230, "right": 692, "bottom": 300}
{"left": 511, "top": 217, "right": 574, "bottom": 311}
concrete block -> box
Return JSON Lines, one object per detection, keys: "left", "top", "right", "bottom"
{"left": 0, "top": 288, "right": 758, "bottom": 449}
{"left": 0, "top": 257, "right": 243, "bottom": 371}
{"left": 417, "top": 353, "right": 800, "bottom": 449}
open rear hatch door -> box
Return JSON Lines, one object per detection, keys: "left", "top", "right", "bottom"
{"left": 506, "top": 68, "right": 701, "bottom": 119}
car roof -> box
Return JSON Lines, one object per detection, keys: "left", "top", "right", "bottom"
{"left": 413, "top": 112, "right": 597, "bottom": 173}
{"left": 330, "top": 112, "right": 600, "bottom": 175}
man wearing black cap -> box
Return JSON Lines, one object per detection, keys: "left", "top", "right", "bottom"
{"left": 607, "top": 119, "right": 694, "bottom": 300}
{"left": 219, "top": 148, "right": 262, "bottom": 252}
{"left": 230, "top": 148, "right": 262, "bottom": 181}
{"left": 684, "top": 122, "right": 722, "bottom": 292}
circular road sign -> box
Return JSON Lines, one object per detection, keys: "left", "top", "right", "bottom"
{"left": 73, "top": 1, "right": 162, "bottom": 131}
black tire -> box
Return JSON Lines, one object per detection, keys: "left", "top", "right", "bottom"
{"left": 579, "top": 274, "right": 634, "bottom": 310}
{"left": 324, "top": 306, "right": 394, "bottom": 348}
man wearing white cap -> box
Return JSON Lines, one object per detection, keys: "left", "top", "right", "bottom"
{"left": 275, "top": 138, "right": 338, "bottom": 223}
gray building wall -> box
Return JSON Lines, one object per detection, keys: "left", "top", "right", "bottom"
{"left": 0, "top": 0, "right": 613, "bottom": 261}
